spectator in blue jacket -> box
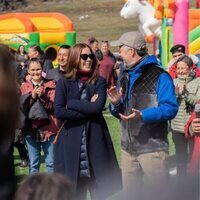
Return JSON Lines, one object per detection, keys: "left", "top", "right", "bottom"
{"left": 108, "top": 31, "right": 178, "bottom": 198}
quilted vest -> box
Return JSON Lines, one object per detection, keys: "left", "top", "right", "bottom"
{"left": 121, "top": 65, "right": 169, "bottom": 154}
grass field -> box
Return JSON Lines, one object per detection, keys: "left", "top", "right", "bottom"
{"left": 15, "top": 111, "right": 175, "bottom": 182}
{"left": 14, "top": 114, "right": 120, "bottom": 179}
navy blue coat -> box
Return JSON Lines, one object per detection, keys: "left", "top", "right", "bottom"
{"left": 54, "top": 76, "right": 121, "bottom": 197}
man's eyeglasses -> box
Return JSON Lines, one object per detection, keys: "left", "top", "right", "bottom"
{"left": 101, "top": 40, "right": 108, "bottom": 43}
{"left": 80, "top": 53, "right": 95, "bottom": 61}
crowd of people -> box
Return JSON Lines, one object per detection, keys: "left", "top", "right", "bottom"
{"left": 0, "top": 30, "right": 199, "bottom": 200}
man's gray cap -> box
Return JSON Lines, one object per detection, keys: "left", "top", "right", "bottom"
{"left": 110, "top": 31, "right": 146, "bottom": 50}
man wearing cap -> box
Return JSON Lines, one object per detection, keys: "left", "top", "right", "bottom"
{"left": 107, "top": 31, "right": 178, "bottom": 195}
{"left": 168, "top": 44, "right": 200, "bottom": 79}
{"left": 170, "top": 44, "right": 186, "bottom": 61}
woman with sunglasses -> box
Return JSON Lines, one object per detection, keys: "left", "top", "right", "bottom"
{"left": 54, "top": 43, "right": 121, "bottom": 200}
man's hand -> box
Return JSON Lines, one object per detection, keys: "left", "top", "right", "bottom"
{"left": 191, "top": 118, "right": 200, "bottom": 134}
{"left": 119, "top": 108, "right": 142, "bottom": 121}
{"left": 107, "top": 86, "right": 122, "bottom": 105}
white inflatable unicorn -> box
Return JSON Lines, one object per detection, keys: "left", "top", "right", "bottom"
{"left": 120, "top": 0, "right": 162, "bottom": 42}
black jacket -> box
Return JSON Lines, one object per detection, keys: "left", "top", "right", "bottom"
{"left": 54, "top": 76, "right": 121, "bottom": 197}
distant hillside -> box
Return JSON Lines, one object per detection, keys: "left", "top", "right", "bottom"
{"left": 23, "top": 0, "right": 138, "bottom": 44}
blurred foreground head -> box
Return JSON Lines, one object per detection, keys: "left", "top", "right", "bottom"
{"left": 0, "top": 44, "right": 19, "bottom": 152}
{"left": 15, "top": 173, "right": 73, "bottom": 200}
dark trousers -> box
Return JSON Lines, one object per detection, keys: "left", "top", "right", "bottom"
{"left": 172, "top": 130, "right": 194, "bottom": 179}
{"left": 75, "top": 177, "right": 105, "bottom": 200}
{"left": 14, "top": 140, "right": 28, "bottom": 161}
{"left": 0, "top": 144, "right": 16, "bottom": 200}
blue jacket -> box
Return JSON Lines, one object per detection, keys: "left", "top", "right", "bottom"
{"left": 110, "top": 55, "right": 178, "bottom": 123}
{"left": 110, "top": 55, "right": 178, "bottom": 153}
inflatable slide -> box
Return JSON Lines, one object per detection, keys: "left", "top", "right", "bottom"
{"left": 189, "top": 9, "right": 200, "bottom": 55}
{"left": 0, "top": 12, "right": 76, "bottom": 65}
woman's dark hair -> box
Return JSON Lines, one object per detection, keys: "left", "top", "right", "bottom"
{"left": 27, "top": 57, "right": 42, "bottom": 69}
{"left": 15, "top": 173, "right": 73, "bottom": 200}
{"left": 59, "top": 44, "right": 71, "bottom": 50}
{"left": 87, "top": 36, "right": 98, "bottom": 45}
{"left": 29, "top": 44, "right": 44, "bottom": 56}
{"left": 65, "top": 43, "right": 99, "bottom": 84}
{"left": 176, "top": 55, "right": 193, "bottom": 68}
{"left": 17, "top": 45, "right": 26, "bottom": 54}
{"left": 0, "top": 43, "right": 19, "bottom": 145}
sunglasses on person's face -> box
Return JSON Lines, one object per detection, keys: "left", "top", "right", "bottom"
{"left": 80, "top": 53, "right": 95, "bottom": 61}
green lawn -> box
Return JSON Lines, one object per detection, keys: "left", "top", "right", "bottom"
{"left": 14, "top": 114, "right": 122, "bottom": 180}
{"left": 15, "top": 113, "right": 175, "bottom": 182}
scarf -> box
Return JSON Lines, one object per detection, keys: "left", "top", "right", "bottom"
{"left": 76, "top": 69, "right": 93, "bottom": 84}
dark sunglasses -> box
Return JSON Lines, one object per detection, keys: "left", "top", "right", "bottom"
{"left": 80, "top": 53, "right": 95, "bottom": 61}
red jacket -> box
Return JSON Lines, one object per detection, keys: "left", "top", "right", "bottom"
{"left": 169, "top": 63, "right": 200, "bottom": 79}
{"left": 184, "top": 102, "right": 200, "bottom": 175}
{"left": 20, "top": 80, "right": 58, "bottom": 139}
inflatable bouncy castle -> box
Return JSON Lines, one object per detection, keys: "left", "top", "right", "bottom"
{"left": 149, "top": 0, "right": 200, "bottom": 66}
{"left": 0, "top": 12, "right": 76, "bottom": 65}
{"left": 120, "top": 0, "right": 200, "bottom": 67}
